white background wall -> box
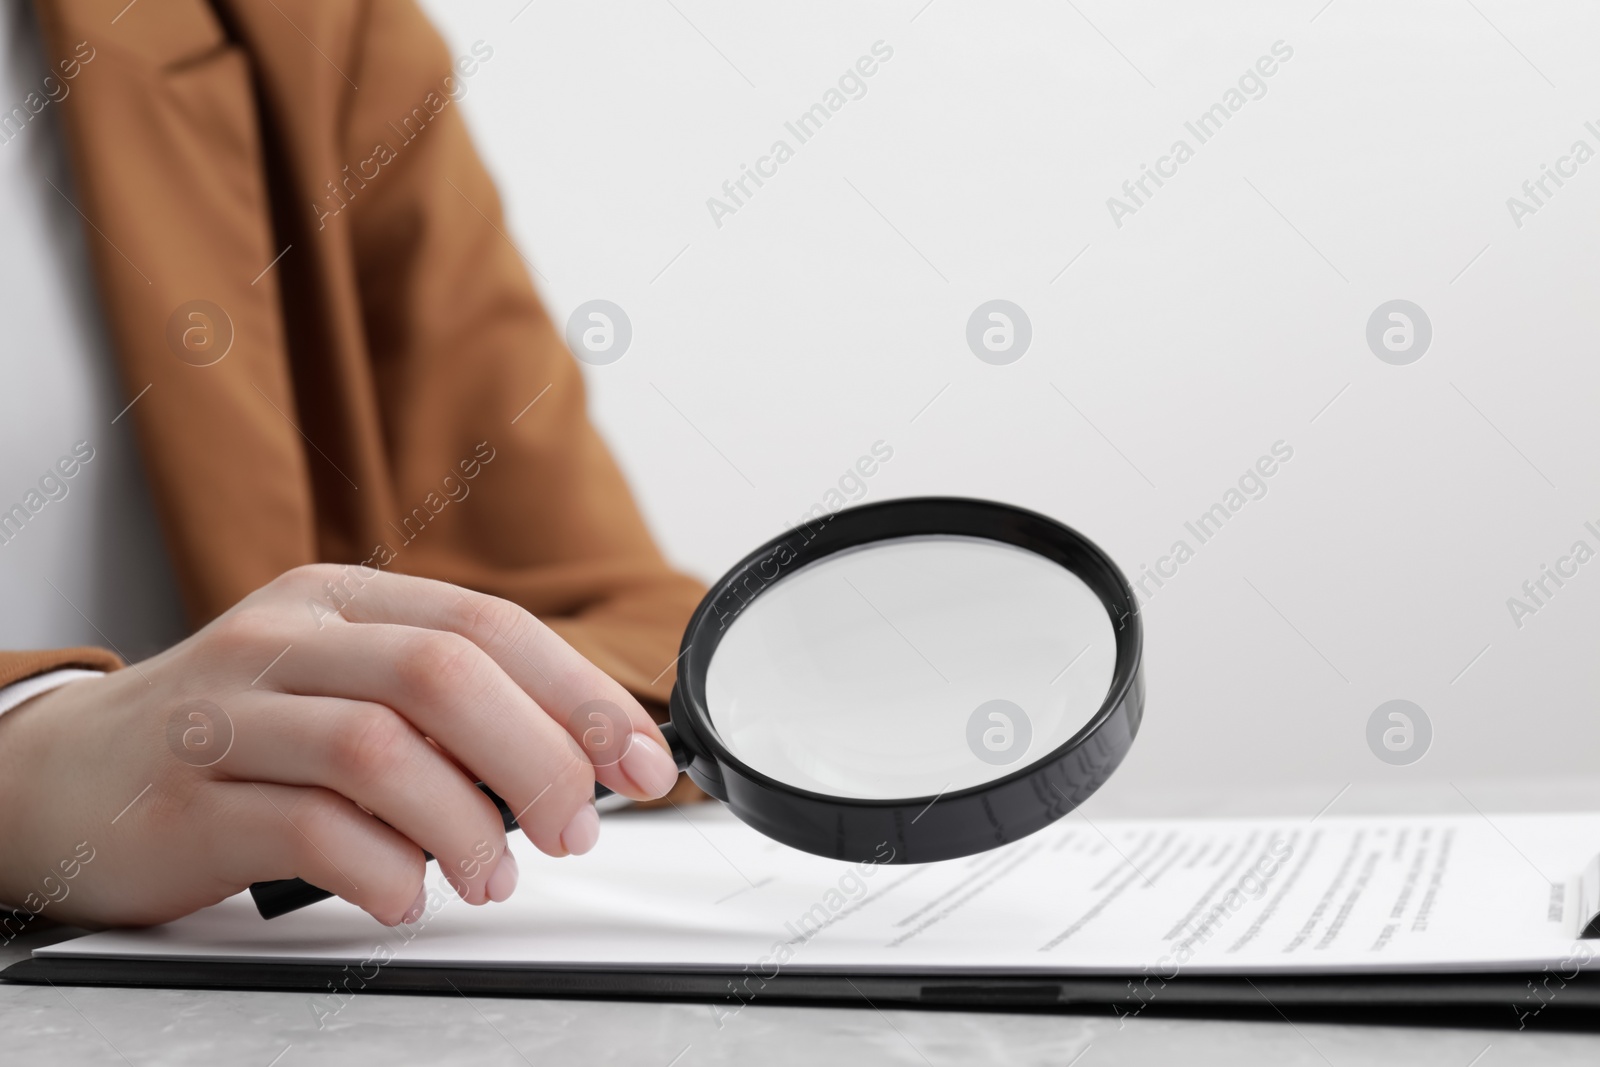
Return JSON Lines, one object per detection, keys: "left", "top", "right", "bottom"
{"left": 420, "top": 0, "right": 1600, "bottom": 812}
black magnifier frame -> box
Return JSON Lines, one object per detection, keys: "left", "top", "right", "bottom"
{"left": 249, "top": 496, "right": 1142, "bottom": 917}
{"left": 666, "top": 495, "right": 1145, "bottom": 866}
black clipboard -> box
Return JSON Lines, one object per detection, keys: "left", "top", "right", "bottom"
{"left": 16, "top": 820, "right": 1600, "bottom": 1027}
{"left": 8, "top": 956, "right": 1600, "bottom": 1029}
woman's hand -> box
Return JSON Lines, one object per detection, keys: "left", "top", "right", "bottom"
{"left": 0, "top": 565, "right": 682, "bottom": 928}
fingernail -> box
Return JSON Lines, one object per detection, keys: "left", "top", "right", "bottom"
{"left": 619, "top": 732, "right": 679, "bottom": 799}
{"left": 485, "top": 851, "right": 519, "bottom": 903}
{"left": 559, "top": 801, "right": 600, "bottom": 856}
{"left": 402, "top": 885, "right": 429, "bottom": 924}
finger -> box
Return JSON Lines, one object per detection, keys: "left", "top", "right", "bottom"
{"left": 215, "top": 693, "right": 516, "bottom": 902}
{"left": 299, "top": 567, "right": 679, "bottom": 800}
{"left": 206, "top": 781, "right": 428, "bottom": 926}
{"left": 265, "top": 621, "right": 596, "bottom": 857}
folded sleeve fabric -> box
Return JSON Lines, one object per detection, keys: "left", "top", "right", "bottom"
{"left": 0, "top": 650, "right": 120, "bottom": 694}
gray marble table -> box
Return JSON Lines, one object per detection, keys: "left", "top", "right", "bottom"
{"left": 5, "top": 779, "right": 1600, "bottom": 1066}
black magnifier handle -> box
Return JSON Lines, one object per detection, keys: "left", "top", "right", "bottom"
{"left": 248, "top": 724, "right": 689, "bottom": 920}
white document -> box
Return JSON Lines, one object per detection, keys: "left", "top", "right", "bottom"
{"left": 36, "top": 807, "right": 1600, "bottom": 976}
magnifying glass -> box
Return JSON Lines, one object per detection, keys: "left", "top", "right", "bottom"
{"left": 250, "top": 496, "right": 1144, "bottom": 918}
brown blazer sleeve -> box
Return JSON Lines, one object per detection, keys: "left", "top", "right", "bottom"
{"left": 330, "top": 3, "right": 705, "bottom": 715}
{"left": 0, "top": 2, "right": 703, "bottom": 715}
{"left": 0, "top": 648, "right": 123, "bottom": 691}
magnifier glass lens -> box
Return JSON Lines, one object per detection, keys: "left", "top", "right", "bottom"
{"left": 703, "top": 535, "right": 1117, "bottom": 801}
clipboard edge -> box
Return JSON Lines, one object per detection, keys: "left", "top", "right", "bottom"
{"left": 8, "top": 956, "right": 1600, "bottom": 1030}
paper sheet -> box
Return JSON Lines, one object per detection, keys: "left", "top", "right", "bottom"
{"left": 36, "top": 807, "right": 1600, "bottom": 976}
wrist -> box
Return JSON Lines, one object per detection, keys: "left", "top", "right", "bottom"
{"left": 0, "top": 674, "right": 108, "bottom": 923}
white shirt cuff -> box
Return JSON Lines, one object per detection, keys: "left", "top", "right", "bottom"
{"left": 0, "top": 669, "right": 104, "bottom": 716}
